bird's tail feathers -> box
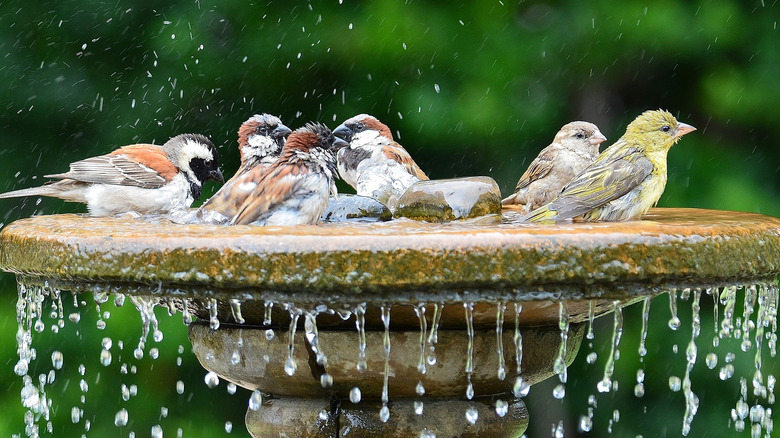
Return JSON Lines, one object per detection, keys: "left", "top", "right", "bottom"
{"left": 0, "top": 186, "right": 61, "bottom": 199}
{"left": 522, "top": 205, "right": 558, "bottom": 223}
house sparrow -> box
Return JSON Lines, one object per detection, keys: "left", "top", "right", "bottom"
{"left": 229, "top": 122, "right": 347, "bottom": 226}
{"left": 0, "top": 133, "right": 223, "bottom": 217}
{"left": 333, "top": 114, "right": 428, "bottom": 209}
{"left": 198, "top": 114, "right": 291, "bottom": 222}
{"left": 502, "top": 121, "right": 606, "bottom": 213}
{"left": 524, "top": 110, "right": 696, "bottom": 222}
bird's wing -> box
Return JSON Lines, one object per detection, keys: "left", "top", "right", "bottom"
{"left": 382, "top": 145, "right": 428, "bottom": 180}
{"left": 230, "top": 163, "right": 309, "bottom": 225}
{"left": 45, "top": 145, "right": 174, "bottom": 188}
{"left": 200, "top": 165, "right": 255, "bottom": 217}
{"left": 514, "top": 147, "right": 556, "bottom": 191}
{"left": 545, "top": 146, "right": 654, "bottom": 220}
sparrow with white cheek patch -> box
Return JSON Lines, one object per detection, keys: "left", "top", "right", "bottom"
{"left": 502, "top": 121, "right": 607, "bottom": 213}
{"left": 198, "top": 114, "right": 291, "bottom": 222}
{"left": 0, "top": 133, "right": 224, "bottom": 217}
{"left": 229, "top": 122, "right": 347, "bottom": 226}
{"left": 333, "top": 114, "right": 428, "bottom": 209}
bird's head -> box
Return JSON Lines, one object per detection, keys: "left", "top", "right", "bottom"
{"left": 237, "top": 114, "right": 292, "bottom": 163}
{"left": 333, "top": 114, "right": 393, "bottom": 147}
{"left": 625, "top": 109, "right": 696, "bottom": 151}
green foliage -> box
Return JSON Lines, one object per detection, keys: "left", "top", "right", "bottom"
{"left": 1, "top": 0, "right": 779, "bottom": 436}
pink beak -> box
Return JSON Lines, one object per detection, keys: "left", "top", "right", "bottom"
{"left": 674, "top": 122, "right": 696, "bottom": 138}
{"left": 590, "top": 131, "right": 608, "bottom": 145}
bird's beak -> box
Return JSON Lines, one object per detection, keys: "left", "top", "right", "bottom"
{"left": 590, "top": 131, "right": 608, "bottom": 145}
{"left": 273, "top": 125, "right": 292, "bottom": 139}
{"left": 210, "top": 168, "right": 225, "bottom": 183}
{"left": 674, "top": 122, "right": 696, "bottom": 138}
{"left": 331, "top": 137, "right": 349, "bottom": 151}
{"left": 333, "top": 124, "right": 353, "bottom": 143}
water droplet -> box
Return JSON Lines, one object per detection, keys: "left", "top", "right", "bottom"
{"left": 349, "top": 387, "right": 362, "bottom": 403}
{"left": 495, "top": 399, "right": 508, "bottom": 417}
{"left": 586, "top": 352, "right": 598, "bottom": 364}
{"left": 14, "top": 359, "right": 28, "bottom": 376}
{"left": 114, "top": 409, "right": 128, "bottom": 427}
{"left": 205, "top": 371, "right": 220, "bottom": 388}
{"left": 579, "top": 415, "right": 593, "bottom": 432}
{"left": 224, "top": 421, "right": 233, "bottom": 433}
{"left": 705, "top": 353, "right": 718, "bottom": 369}
{"left": 513, "top": 376, "right": 530, "bottom": 397}
{"left": 465, "top": 407, "right": 479, "bottom": 424}
{"left": 227, "top": 383, "right": 237, "bottom": 394}
{"left": 416, "top": 381, "right": 426, "bottom": 396}
{"left": 284, "top": 357, "right": 297, "bottom": 376}
{"left": 379, "top": 406, "right": 390, "bottom": 423}
{"left": 634, "top": 383, "right": 645, "bottom": 397}
{"left": 176, "top": 381, "right": 184, "bottom": 394}
{"left": 265, "top": 329, "right": 275, "bottom": 340}
{"left": 231, "top": 350, "right": 241, "bottom": 365}
{"left": 434, "top": 84, "right": 441, "bottom": 93}
{"left": 320, "top": 373, "right": 334, "bottom": 388}
{"left": 71, "top": 406, "right": 82, "bottom": 423}
{"left": 249, "top": 390, "right": 263, "bottom": 410}
{"left": 465, "top": 382, "right": 474, "bottom": 400}
{"left": 553, "top": 383, "right": 566, "bottom": 399}
{"left": 151, "top": 425, "right": 163, "bottom": 438}
{"left": 669, "top": 376, "right": 682, "bottom": 391}
{"left": 100, "top": 349, "right": 112, "bottom": 366}
{"left": 414, "top": 401, "right": 424, "bottom": 415}
{"left": 69, "top": 312, "right": 81, "bottom": 323}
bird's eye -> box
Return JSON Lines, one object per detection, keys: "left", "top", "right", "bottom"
{"left": 355, "top": 122, "right": 365, "bottom": 131}
{"left": 661, "top": 125, "right": 672, "bottom": 133}
{"left": 575, "top": 132, "right": 585, "bottom": 139}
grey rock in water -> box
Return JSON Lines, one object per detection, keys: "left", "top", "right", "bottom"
{"left": 394, "top": 176, "right": 502, "bottom": 222}
{"left": 320, "top": 194, "right": 392, "bottom": 223}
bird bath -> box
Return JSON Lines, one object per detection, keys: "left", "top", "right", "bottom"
{"left": 2, "top": 207, "right": 779, "bottom": 437}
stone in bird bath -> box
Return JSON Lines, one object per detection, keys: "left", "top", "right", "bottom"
{"left": 393, "top": 176, "right": 502, "bottom": 222}
{"left": 320, "top": 194, "right": 392, "bottom": 223}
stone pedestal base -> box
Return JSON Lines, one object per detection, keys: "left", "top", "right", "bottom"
{"left": 246, "top": 397, "right": 528, "bottom": 438}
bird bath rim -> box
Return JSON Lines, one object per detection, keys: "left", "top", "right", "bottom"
{"left": 1, "top": 208, "right": 779, "bottom": 302}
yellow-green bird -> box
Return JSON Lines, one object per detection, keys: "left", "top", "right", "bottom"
{"left": 523, "top": 109, "right": 696, "bottom": 222}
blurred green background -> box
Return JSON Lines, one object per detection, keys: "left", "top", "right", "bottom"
{"left": 1, "top": 0, "right": 778, "bottom": 436}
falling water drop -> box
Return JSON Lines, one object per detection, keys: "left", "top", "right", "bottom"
{"left": 554, "top": 301, "right": 569, "bottom": 386}
{"left": 425, "top": 303, "right": 444, "bottom": 366}
{"left": 176, "top": 381, "right": 184, "bottom": 394}
{"left": 668, "top": 290, "right": 681, "bottom": 330}
{"left": 597, "top": 301, "right": 623, "bottom": 393}
{"left": 209, "top": 298, "right": 220, "bottom": 330}
{"left": 249, "top": 390, "right": 263, "bottom": 410}
{"left": 552, "top": 383, "right": 566, "bottom": 399}
{"left": 354, "top": 303, "right": 367, "bottom": 372}
{"left": 586, "top": 300, "right": 595, "bottom": 340}
{"left": 229, "top": 299, "right": 245, "bottom": 324}
{"left": 349, "top": 387, "right": 362, "bottom": 403}
{"left": 495, "top": 302, "right": 507, "bottom": 380}
{"left": 263, "top": 301, "right": 274, "bottom": 326}
{"left": 464, "top": 302, "right": 475, "bottom": 399}
{"left": 465, "top": 407, "right": 479, "bottom": 425}
{"left": 669, "top": 376, "right": 682, "bottom": 391}
{"left": 513, "top": 376, "right": 530, "bottom": 397}
{"left": 204, "top": 371, "right": 220, "bottom": 388}
{"left": 285, "top": 306, "right": 301, "bottom": 376}
{"left": 380, "top": 305, "right": 392, "bottom": 422}
{"left": 414, "top": 303, "right": 428, "bottom": 375}
{"left": 227, "top": 382, "right": 237, "bottom": 395}
{"left": 320, "top": 373, "right": 334, "bottom": 388}
{"left": 638, "top": 296, "right": 651, "bottom": 357}
{"left": 705, "top": 353, "right": 718, "bottom": 369}
{"left": 495, "top": 399, "right": 508, "bottom": 417}
{"left": 114, "top": 408, "right": 128, "bottom": 427}
{"left": 720, "top": 286, "right": 737, "bottom": 339}
{"left": 51, "top": 351, "right": 63, "bottom": 370}
{"left": 414, "top": 401, "right": 424, "bottom": 415}
{"left": 416, "top": 381, "right": 426, "bottom": 396}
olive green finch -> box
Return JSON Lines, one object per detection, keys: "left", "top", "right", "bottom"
{"left": 523, "top": 109, "right": 696, "bottom": 222}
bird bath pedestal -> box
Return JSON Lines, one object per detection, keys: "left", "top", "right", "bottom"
{"left": 2, "top": 208, "right": 780, "bottom": 437}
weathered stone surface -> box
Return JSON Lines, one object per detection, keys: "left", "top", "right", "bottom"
{"left": 2, "top": 209, "right": 780, "bottom": 303}
{"left": 189, "top": 322, "right": 584, "bottom": 398}
{"left": 320, "top": 194, "right": 392, "bottom": 223}
{"left": 394, "top": 176, "right": 502, "bottom": 222}
{"left": 245, "top": 397, "right": 528, "bottom": 438}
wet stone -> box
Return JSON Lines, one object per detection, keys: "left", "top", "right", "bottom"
{"left": 320, "top": 194, "right": 392, "bottom": 223}
{"left": 393, "top": 177, "right": 502, "bottom": 222}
